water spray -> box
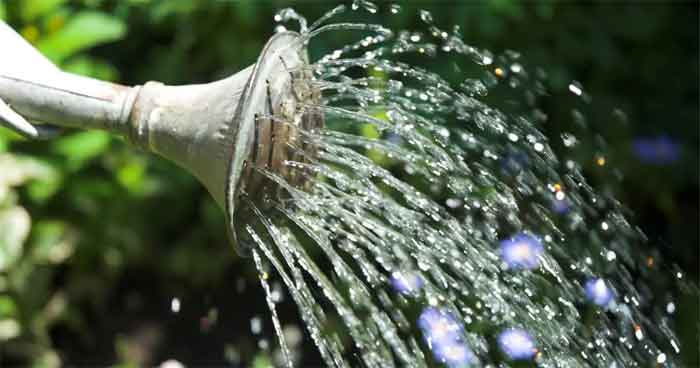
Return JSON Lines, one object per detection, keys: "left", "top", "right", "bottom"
{"left": 0, "top": 10, "right": 689, "bottom": 366}
{"left": 0, "top": 21, "right": 323, "bottom": 246}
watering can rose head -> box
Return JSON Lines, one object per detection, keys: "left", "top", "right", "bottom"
{"left": 0, "top": 23, "right": 323, "bottom": 254}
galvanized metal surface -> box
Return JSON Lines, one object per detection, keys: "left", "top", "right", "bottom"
{"left": 0, "top": 22, "right": 320, "bottom": 247}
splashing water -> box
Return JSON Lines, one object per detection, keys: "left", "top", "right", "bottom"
{"left": 233, "top": 3, "right": 691, "bottom": 367}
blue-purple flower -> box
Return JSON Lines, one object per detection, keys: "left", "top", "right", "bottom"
{"left": 389, "top": 271, "right": 423, "bottom": 295}
{"left": 497, "top": 328, "right": 536, "bottom": 360}
{"left": 584, "top": 278, "right": 614, "bottom": 306}
{"left": 432, "top": 340, "right": 475, "bottom": 367}
{"left": 418, "top": 307, "right": 475, "bottom": 367}
{"left": 418, "top": 307, "right": 463, "bottom": 344}
{"left": 499, "top": 233, "right": 544, "bottom": 270}
{"left": 632, "top": 136, "right": 680, "bottom": 165}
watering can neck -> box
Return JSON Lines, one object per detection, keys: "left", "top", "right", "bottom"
{"left": 0, "top": 20, "right": 258, "bottom": 209}
{"left": 0, "top": 21, "right": 320, "bottom": 251}
{"left": 0, "top": 66, "right": 258, "bottom": 208}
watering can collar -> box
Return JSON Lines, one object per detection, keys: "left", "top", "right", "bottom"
{"left": 0, "top": 21, "right": 323, "bottom": 251}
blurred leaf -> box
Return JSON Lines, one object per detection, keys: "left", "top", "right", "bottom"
{"left": 0, "top": 154, "right": 56, "bottom": 189}
{"left": 0, "top": 296, "right": 17, "bottom": 318}
{"left": 52, "top": 131, "right": 111, "bottom": 170}
{"left": 359, "top": 123, "right": 379, "bottom": 139}
{"left": 63, "top": 55, "right": 119, "bottom": 80}
{"left": 43, "top": 11, "right": 68, "bottom": 35}
{"left": 150, "top": 1, "right": 198, "bottom": 22}
{"left": 0, "top": 319, "right": 20, "bottom": 340}
{"left": 19, "top": 0, "right": 67, "bottom": 22}
{"left": 36, "top": 11, "right": 126, "bottom": 64}
{"left": 0, "top": 1, "right": 6, "bottom": 21}
{"left": 252, "top": 353, "right": 273, "bottom": 368}
{"left": 31, "top": 221, "right": 75, "bottom": 264}
{"left": 26, "top": 164, "right": 63, "bottom": 203}
{"left": 487, "top": 0, "right": 523, "bottom": 18}
{"left": 116, "top": 160, "right": 146, "bottom": 194}
{"left": 31, "top": 350, "right": 61, "bottom": 368}
{"left": 0, "top": 206, "right": 31, "bottom": 271}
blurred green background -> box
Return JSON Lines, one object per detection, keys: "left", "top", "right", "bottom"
{"left": 0, "top": 1, "right": 697, "bottom": 366}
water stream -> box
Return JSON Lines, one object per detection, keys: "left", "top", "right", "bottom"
{"left": 232, "top": 3, "right": 687, "bottom": 367}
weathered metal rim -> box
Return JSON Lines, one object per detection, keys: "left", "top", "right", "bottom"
{"left": 224, "top": 31, "right": 307, "bottom": 246}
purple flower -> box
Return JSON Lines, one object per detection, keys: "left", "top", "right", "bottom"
{"left": 432, "top": 340, "right": 476, "bottom": 367}
{"left": 584, "top": 278, "right": 614, "bottom": 306}
{"left": 498, "top": 233, "right": 544, "bottom": 270}
{"left": 497, "top": 328, "right": 536, "bottom": 360}
{"left": 418, "top": 307, "right": 475, "bottom": 367}
{"left": 418, "top": 307, "right": 463, "bottom": 345}
{"left": 389, "top": 271, "right": 423, "bottom": 295}
{"left": 632, "top": 136, "right": 680, "bottom": 165}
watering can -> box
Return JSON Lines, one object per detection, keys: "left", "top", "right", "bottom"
{"left": 0, "top": 21, "right": 323, "bottom": 246}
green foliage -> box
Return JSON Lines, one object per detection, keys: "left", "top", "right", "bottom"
{"left": 19, "top": 0, "right": 68, "bottom": 22}
{"left": 0, "top": 1, "right": 696, "bottom": 366}
{"left": 0, "top": 3, "right": 129, "bottom": 365}
{"left": 51, "top": 131, "right": 111, "bottom": 170}
{"left": 36, "top": 11, "right": 125, "bottom": 63}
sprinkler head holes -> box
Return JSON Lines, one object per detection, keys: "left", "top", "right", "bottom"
{"left": 226, "top": 31, "right": 323, "bottom": 251}
{"left": 128, "top": 31, "right": 323, "bottom": 252}
{"left": 0, "top": 28, "right": 322, "bottom": 253}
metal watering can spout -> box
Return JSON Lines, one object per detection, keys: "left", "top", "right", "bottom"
{"left": 0, "top": 21, "right": 323, "bottom": 248}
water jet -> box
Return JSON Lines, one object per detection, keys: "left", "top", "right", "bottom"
{"left": 0, "top": 5, "right": 691, "bottom": 366}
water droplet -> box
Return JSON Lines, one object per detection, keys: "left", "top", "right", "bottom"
{"left": 351, "top": 0, "right": 378, "bottom": 13}
{"left": 606, "top": 251, "right": 616, "bottom": 261}
{"left": 657, "top": 353, "right": 667, "bottom": 364}
{"left": 568, "top": 82, "right": 583, "bottom": 96}
{"left": 390, "top": 271, "right": 423, "bottom": 295}
{"left": 159, "top": 359, "right": 185, "bottom": 368}
{"left": 419, "top": 10, "right": 434, "bottom": 24}
{"left": 666, "top": 302, "right": 676, "bottom": 314}
{"left": 251, "top": 316, "right": 263, "bottom": 334}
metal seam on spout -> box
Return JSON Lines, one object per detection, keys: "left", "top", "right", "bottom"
{"left": 0, "top": 74, "right": 115, "bottom": 102}
{"left": 0, "top": 71, "right": 135, "bottom": 133}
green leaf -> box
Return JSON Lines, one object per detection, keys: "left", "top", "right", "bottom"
{"left": 31, "top": 221, "right": 75, "bottom": 264}
{"left": 52, "top": 131, "right": 111, "bottom": 170}
{"left": 0, "top": 296, "right": 16, "bottom": 318}
{"left": 36, "top": 11, "right": 126, "bottom": 64}
{"left": 0, "top": 1, "right": 6, "bottom": 21}
{"left": 0, "top": 206, "right": 30, "bottom": 272}
{"left": 62, "top": 55, "right": 119, "bottom": 81}
{"left": 116, "top": 160, "right": 146, "bottom": 194}
{"left": 252, "top": 353, "right": 273, "bottom": 368}
{"left": 24, "top": 159, "right": 62, "bottom": 203}
{"left": 20, "top": 0, "right": 68, "bottom": 22}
